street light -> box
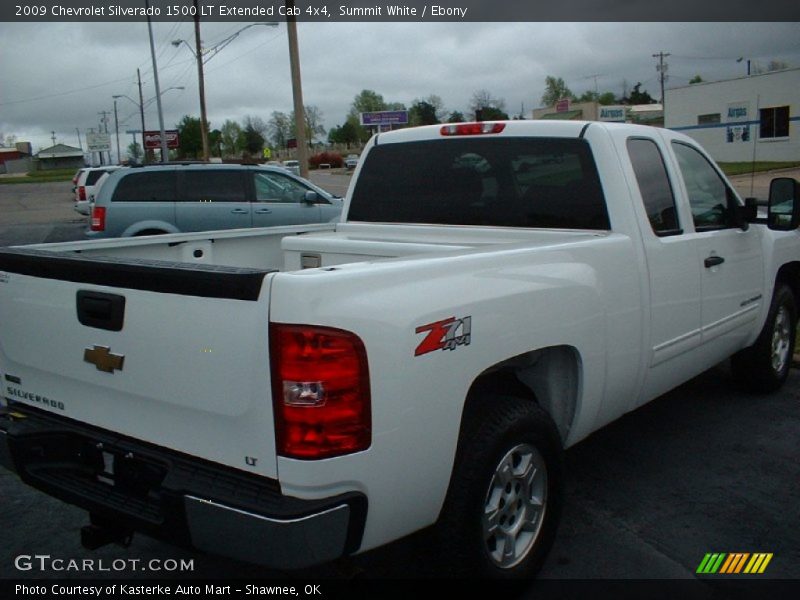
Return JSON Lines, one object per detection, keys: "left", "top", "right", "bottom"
{"left": 173, "top": 20, "right": 279, "bottom": 161}
{"left": 736, "top": 57, "right": 752, "bottom": 76}
{"left": 114, "top": 87, "right": 184, "bottom": 162}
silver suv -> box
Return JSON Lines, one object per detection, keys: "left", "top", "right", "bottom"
{"left": 87, "top": 163, "right": 342, "bottom": 238}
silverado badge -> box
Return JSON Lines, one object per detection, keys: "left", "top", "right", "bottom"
{"left": 84, "top": 345, "right": 125, "bottom": 373}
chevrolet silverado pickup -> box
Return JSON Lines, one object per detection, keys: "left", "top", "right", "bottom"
{"left": 1, "top": 121, "right": 799, "bottom": 578}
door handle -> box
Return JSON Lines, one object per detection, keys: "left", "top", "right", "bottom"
{"left": 230, "top": 208, "right": 249, "bottom": 214}
{"left": 254, "top": 208, "right": 272, "bottom": 214}
{"left": 704, "top": 255, "right": 725, "bottom": 268}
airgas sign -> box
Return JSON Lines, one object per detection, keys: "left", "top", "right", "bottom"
{"left": 599, "top": 106, "right": 626, "bottom": 123}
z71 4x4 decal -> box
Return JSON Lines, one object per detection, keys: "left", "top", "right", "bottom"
{"left": 415, "top": 316, "right": 472, "bottom": 357}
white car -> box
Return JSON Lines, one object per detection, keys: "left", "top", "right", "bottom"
{"left": 282, "top": 159, "right": 300, "bottom": 175}
{"left": 73, "top": 166, "right": 125, "bottom": 215}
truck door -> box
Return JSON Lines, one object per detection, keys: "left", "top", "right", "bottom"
{"left": 625, "top": 137, "right": 704, "bottom": 403}
{"left": 670, "top": 141, "right": 764, "bottom": 362}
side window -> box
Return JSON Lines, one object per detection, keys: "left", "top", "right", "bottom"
{"left": 254, "top": 172, "right": 310, "bottom": 203}
{"left": 181, "top": 170, "right": 246, "bottom": 202}
{"left": 672, "top": 142, "right": 734, "bottom": 231}
{"left": 112, "top": 172, "right": 176, "bottom": 202}
{"left": 626, "top": 138, "right": 680, "bottom": 236}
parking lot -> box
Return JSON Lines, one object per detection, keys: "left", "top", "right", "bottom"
{"left": 0, "top": 171, "right": 799, "bottom": 591}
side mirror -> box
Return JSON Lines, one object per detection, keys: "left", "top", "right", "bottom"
{"left": 768, "top": 177, "right": 800, "bottom": 231}
{"left": 303, "top": 190, "right": 319, "bottom": 204}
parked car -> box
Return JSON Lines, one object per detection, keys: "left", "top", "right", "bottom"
{"left": 86, "top": 163, "right": 343, "bottom": 238}
{"left": 345, "top": 154, "right": 360, "bottom": 169}
{"left": 282, "top": 159, "right": 300, "bottom": 175}
{"left": 70, "top": 167, "right": 87, "bottom": 196}
{"left": 74, "top": 166, "right": 125, "bottom": 215}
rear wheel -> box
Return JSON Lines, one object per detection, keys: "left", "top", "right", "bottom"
{"left": 432, "top": 396, "right": 563, "bottom": 578}
{"left": 732, "top": 283, "right": 797, "bottom": 392}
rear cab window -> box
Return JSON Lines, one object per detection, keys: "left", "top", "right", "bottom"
{"left": 348, "top": 137, "right": 609, "bottom": 229}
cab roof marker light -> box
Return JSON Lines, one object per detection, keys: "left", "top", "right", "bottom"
{"left": 440, "top": 122, "right": 506, "bottom": 136}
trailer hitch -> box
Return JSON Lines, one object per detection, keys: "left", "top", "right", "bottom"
{"left": 80, "top": 518, "right": 133, "bottom": 550}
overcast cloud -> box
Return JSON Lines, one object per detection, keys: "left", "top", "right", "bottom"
{"left": 1, "top": 21, "right": 799, "bottom": 153}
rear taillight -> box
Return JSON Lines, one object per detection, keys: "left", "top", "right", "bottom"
{"left": 78, "top": 186, "right": 86, "bottom": 201}
{"left": 440, "top": 122, "right": 506, "bottom": 136}
{"left": 90, "top": 206, "right": 106, "bottom": 231}
{"left": 270, "top": 324, "right": 371, "bottom": 460}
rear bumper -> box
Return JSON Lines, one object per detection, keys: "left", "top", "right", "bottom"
{"left": 0, "top": 404, "right": 366, "bottom": 569}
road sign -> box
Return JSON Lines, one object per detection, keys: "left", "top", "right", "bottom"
{"left": 360, "top": 110, "right": 409, "bottom": 126}
{"left": 143, "top": 130, "right": 180, "bottom": 149}
{"left": 86, "top": 132, "right": 111, "bottom": 152}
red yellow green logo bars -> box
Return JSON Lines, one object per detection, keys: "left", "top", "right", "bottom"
{"left": 696, "top": 553, "right": 773, "bottom": 574}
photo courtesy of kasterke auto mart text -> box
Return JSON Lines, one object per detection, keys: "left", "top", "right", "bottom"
{"left": 1, "top": 120, "right": 800, "bottom": 578}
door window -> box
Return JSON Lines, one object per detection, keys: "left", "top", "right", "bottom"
{"left": 254, "top": 172, "right": 312, "bottom": 204}
{"left": 672, "top": 142, "right": 735, "bottom": 231}
{"left": 627, "top": 138, "right": 680, "bottom": 236}
{"left": 181, "top": 170, "right": 246, "bottom": 202}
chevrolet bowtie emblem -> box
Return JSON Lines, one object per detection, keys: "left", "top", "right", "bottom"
{"left": 84, "top": 345, "right": 125, "bottom": 373}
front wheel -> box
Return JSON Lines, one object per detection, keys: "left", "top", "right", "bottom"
{"left": 432, "top": 396, "right": 564, "bottom": 578}
{"left": 732, "top": 283, "right": 797, "bottom": 393}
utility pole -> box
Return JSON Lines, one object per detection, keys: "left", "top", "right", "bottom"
{"left": 286, "top": 0, "right": 308, "bottom": 178}
{"left": 75, "top": 128, "right": 82, "bottom": 151}
{"left": 113, "top": 98, "right": 121, "bottom": 164}
{"left": 146, "top": 0, "right": 169, "bottom": 163}
{"left": 194, "top": 0, "right": 210, "bottom": 161}
{"left": 98, "top": 110, "right": 111, "bottom": 164}
{"left": 137, "top": 68, "right": 147, "bottom": 163}
{"left": 653, "top": 52, "right": 671, "bottom": 110}
{"left": 50, "top": 131, "right": 56, "bottom": 146}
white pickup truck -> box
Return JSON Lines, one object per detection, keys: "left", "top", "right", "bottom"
{"left": 1, "top": 121, "right": 799, "bottom": 578}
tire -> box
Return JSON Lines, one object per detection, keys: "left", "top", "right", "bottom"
{"left": 431, "top": 396, "right": 564, "bottom": 578}
{"left": 732, "top": 283, "right": 797, "bottom": 393}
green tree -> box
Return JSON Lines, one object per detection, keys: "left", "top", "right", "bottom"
{"left": 328, "top": 118, "right": 360, "bottom": 145}
{"left": 290, "top": 105, "right": 326, "bottom": 144}
{"left": 541, "top": 76, "right": 576, "bottom": 107}
{"left": 409, "top": 100, "right": 440, "bottom": 126}
{"left": 598, "top": 92, "right": 617, "bottom": 105}
{"left": 625, "top": 82, "right": 655, "bottom": 105}
{"left": 447, "top": 111, "right": 466, "bottom": 123}
{"left": 349, "top": 89, "right": 387, "bottom": 121}
{"left": 209, "top": 129, "right": 222, "bottom": 158}
{"left": 469, "top": 89, "right": 507, "bottom": 120}
{"left": 689, "top": 75, "right": 704, "bottom": 84}
{"left": 175, "top": 115, "right": 205, "bottom": 159}
{"left": 126, "top": 141, "right": 143, "bottom": 163}
{"left": 267, "top": 111, "right": 292, "bottom": 149}
{"left": 219, "top": 120, "right": 243, "bottom": 157}
{"left": 242, "top": 115, "right": 267, "bottom": 155}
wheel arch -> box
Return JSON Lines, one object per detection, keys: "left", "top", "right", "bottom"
{"left": 463, "top": 345, "right": 582, "bottom": 445}
{"left": 775, "top": 261, "right": 800, "bottom": 304}
{"left": 123, "top": 221, "right": 180, "bottom": 237}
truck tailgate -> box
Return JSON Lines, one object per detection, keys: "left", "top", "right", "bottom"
{"left": 0, "top": 249, "right": 278, "bottom": 478}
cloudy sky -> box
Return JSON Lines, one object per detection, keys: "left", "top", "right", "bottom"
{"left": 1, "top": 20, "right": 799, "bottom": 155}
